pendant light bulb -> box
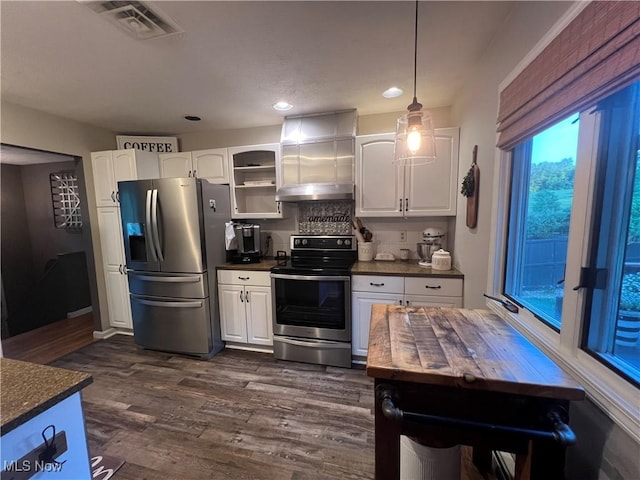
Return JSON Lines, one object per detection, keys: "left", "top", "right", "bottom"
{"left": 407, "top": 126, "right": 422, "bottom": 154}
{"left": 406, "top": 105, "right": 424, "bottom": 154}
{"left": 393, "top": 1, "right": 437, "bottom": 166}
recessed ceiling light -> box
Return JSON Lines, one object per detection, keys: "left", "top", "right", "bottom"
{"left": 184, "top": 115, "right": 201, "bottom": 121}
{"left": 273, "top": 101, "right": 293, "bottom": 111}
{"left": 383, "top": 87, "right": 403, "bottom": 98}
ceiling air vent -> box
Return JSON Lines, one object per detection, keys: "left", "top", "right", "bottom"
{"left": 83, "top": 1, "right": 183, "bottom": 40}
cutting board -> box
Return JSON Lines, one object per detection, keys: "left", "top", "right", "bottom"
{"left": 466, "top": 162, "right": 479, "bottom": 228}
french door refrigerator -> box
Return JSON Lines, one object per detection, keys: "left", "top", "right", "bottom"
{"left": 118, "top": 177, "right": 230, "bottom": 357}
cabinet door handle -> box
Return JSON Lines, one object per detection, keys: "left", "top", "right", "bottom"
{"left": 116, "top": 191, "right": 120, "bottom": 203}
{"left": 118, "top": 264, "right": 122, "bottom": 274}
{"left": 193, "top": 170, "right": 197, "bottom": 178}
{"left": 425, "top": 285, "right": 442, "bottom": 289}
{"left": 238, "top": 276, "right": 250, "bottom": 281}
{"left": 405, "top": 198, "right": 408, "bottom": 210}
{"left": 398, "top": 299, "right": 403, "bottom": 305}
{"left": 277, "top": 202, "right": 281, "bottom": 214}
{"left": 188, "top": 170, "right": 192, "bottom": 177}
{"left": 399, "top": 198, "right": 403, "bottom": 212}
{"left": 406, "top": 300, "right": 412, "bottom": 306}
{"left": 111, "top": 191, "right": 116, "bottom": 203}
{"left": 239, "top": 290, "right": 244, "bottom": 302}
{"left": 370, "top": 282, "right": 385, "bottom": 287}
{"left": 245, "top": 291, "right": 250, "bottom": 303}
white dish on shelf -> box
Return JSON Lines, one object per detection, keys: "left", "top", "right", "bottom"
{"left": 243, "top": 180, "right": 275, "bottom": 186}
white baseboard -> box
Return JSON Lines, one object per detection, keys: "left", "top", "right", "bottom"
{"left": 68, "top": 306, "right": 93, "bottom": 318}
{"left": 224, "top": 343, "right": 273, "bottom": 354}
{"left": 93, "top": 328, "right": 117, "bottom": 339}
{"left": 93, "top": 328, "right": 134, "bottom": 339}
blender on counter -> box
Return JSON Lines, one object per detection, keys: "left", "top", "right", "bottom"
{"left": 416, "top": 227, "right": 445, "bottom": 267}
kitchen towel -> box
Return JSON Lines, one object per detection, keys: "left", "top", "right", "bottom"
{"left": 225, "top": 222, "right": 238, "bottom": 250}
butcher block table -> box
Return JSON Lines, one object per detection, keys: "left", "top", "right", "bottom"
{"left": 366, "top": 305, "right": 585, "bottom": 480}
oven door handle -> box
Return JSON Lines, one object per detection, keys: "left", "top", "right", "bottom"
{"left": 270, "top": 273, "right": 351, "bottom": 282}
{"left": 276, "top": 336, "right": 350, "bottom": 349}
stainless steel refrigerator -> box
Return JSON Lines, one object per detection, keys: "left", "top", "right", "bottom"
{"left": 118, "top": 177, "right": 230, "bottom": 357}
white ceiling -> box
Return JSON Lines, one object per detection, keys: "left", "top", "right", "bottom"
{"left": 1, "top": 1, "right": 515, "bottom": 136}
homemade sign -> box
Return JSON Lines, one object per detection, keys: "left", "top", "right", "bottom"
{"left": 116, "top": 135, "right": 178, "bottom": 153}
{"left": 298, "top": 200, "right": 353, "bottom": 235}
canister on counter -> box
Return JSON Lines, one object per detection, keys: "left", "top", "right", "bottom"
{"left": 431, "top": 249, "right": 451, "bottom": 270}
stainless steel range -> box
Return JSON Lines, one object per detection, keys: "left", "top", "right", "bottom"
{"left": 270, "top": 235, "right": 356, "bottom": 368}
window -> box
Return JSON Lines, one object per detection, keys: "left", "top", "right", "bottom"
{"left": 504, "top": 81, "right": 640, "bottom": 386}
{"left": 583, "top": 84, "right": 640, "bottom": 384}
{"left": 505, "top": 114, "right": 579, "bottom": 330}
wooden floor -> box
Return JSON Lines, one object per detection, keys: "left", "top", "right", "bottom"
{"left": 50, "top": 336, "right": 496, "bottom": 480}
{"left": 1, "top": 313, "right": 97, "bottom": 364}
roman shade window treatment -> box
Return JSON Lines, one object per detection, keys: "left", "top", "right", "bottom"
{"left": 497, "top": 1, "right": 640, "bottom": 150}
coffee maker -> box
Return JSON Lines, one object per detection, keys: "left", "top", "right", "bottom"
{"left": 228, "top": 223, "right": 262, "bottom": 263}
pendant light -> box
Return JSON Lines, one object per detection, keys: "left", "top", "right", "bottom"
{"left": 393, "top": 0, "right": 437, "bottom": 166}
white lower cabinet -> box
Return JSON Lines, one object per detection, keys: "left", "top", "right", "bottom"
{"left": 351, "top": 274, "right": 463, "bottom": 358}
{"left": 352, "top": 292, "right": 402, "bottom": 357}
{"left": 217, "top": 270, "right": 273, "bottom": 347}
{"left": 97, "top": 207, "right": 132, "bottom": 329}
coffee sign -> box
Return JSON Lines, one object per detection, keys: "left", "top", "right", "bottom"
{"left": 116, "top": 135, "right": 179, "bottom": 153}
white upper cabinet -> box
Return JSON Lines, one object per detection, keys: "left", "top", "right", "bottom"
{"left": 158, "top": 148, "right": 229, "bottom": 184}
{"left": 91, "top": 149, "right": 159, "bottom": 208}
{"left": 355, "top": 134, "right": 403, "bottom": 216}
{"left": 158, "top": 152, "right": 193, "bottom": 178}
{"left": 91, "top": 151, "right": 117, "bottom": 207}
{"left": 355, "top": 128, "right": 460, "bottom": 217}
{"left": 192, "top": 149, "right": 229, "bottom": 183}
{"left": 228, "top": 143, "right": 283, "bottom": 219}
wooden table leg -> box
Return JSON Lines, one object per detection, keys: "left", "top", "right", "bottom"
{"left": 374, "top": 380, "right": 401, "bottom": 479}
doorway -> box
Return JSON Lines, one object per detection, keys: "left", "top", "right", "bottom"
{"left": 0, "top": 144, "right": 97, "bottom": 346}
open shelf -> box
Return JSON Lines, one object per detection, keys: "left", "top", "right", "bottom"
{"left": 229, "top": 145, "right": 282, "bottom": 219}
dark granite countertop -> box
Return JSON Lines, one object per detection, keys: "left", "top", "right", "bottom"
{"left": 350, "top": 260, "right": 464, "bottom": 278}
{"left": 1, "top": 358, "right": 93, "bottom": 435}
{"left": 217, "top": 259, "right": 278, "bottom": 271}
{"left": 217, "top": 259, "right": 463, "bottom": 277}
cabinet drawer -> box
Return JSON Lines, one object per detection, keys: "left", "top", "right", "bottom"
{"left": 218, "top": 269, "right": 271, "bottom": 287}
{"left": 404, "top": 295, "right": 463, "bottom": 308}
{"left": 404, "top": 277, "right": 463, "bottom": 297}
{"left": 352, "top": 275, "right": 404, "bottom": 294}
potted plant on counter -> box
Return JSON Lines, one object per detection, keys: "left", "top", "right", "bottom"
{"left": 616, "top": 272, "right": 640, "bottom": 347}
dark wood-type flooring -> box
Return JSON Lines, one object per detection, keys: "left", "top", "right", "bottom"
{"left": 2, "top": 313, "right": 97, "bottom": 364}
{"left": 47, "top": 336, "right": 497, "bottom": 480}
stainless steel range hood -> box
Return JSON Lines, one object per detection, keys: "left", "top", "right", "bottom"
{"left": 276, "top": 110, "right": 356, "bottom": 202}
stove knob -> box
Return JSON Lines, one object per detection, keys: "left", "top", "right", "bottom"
{"left": 337, "top": 240, "right": 343, "bottom": 246}
{"left": 344, "top": 239, "right": 351, "bottom": 246}
{"left": 302, "top": 239, "right": 308, "bottom": 245}
{"left": 294, "top": 239, "right": 300, "bottom": 246}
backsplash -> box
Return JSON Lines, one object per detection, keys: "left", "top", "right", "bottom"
{"left": 298, "top": 201, "right": 353, "bottom": 235}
